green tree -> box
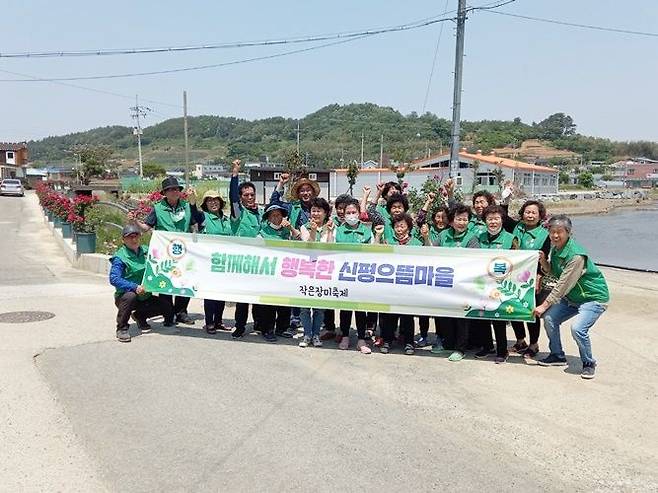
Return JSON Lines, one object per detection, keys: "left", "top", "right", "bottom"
{"left": 71, "top": 144, "right": 114, "bottom": 184}
{"left": 578, "top": 171, "right": 594, "bottom": 189}
{"left": 534, "top": 113, "right": 576, "bottom": 140}
{"left": 142, "top": 162, "right": 167, "bottom": 178}
{"left": 346, "top": 160, "right": 360, "bottom": 195}
{"left": 559, "top": 171, "right": 570, "bottom": 184}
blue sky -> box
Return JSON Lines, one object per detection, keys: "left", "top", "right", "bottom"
{"left": 2, "top": 0, "right": 656, "bottom": 142}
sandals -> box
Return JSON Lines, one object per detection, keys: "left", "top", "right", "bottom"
{"left": 338, "top": 336, "right": 350, "bottom": 350}
{"left": 357, "top": 339, "right": 372, "bottom": 354}
{"left": 510, "top": 341, "right": 529, "bottom": 353}
{"left": 522, "top": 345, "right": 539, "bottom": 359}
{"left": 204, "top": 324, "right": 217, "bottom": 334}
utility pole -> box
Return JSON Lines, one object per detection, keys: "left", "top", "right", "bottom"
{"left": 296, "top": 120, "right": 300, "bottom": 155}
{"left": 183, "top": 91, "right": 190, "bottom": 185}
{"left": 449, "top": 0, "right": 467, "bottom": 178}
{"left": 360, "top": 131, "right": 365, "bottom": 165}
{"left": 130, "top": 95, "right": 150, "bottom": 178}
{"left": 379, "top": 134, "right": 384, "bottom": 166}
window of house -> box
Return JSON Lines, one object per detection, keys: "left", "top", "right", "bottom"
{"left": 273, "top": 172, "right": 281, "bottom": 180}
{"left": 456, "top": 175, "right": 463, "bottom": 186}
{"left": 308, "top": 173, "right": 317, "bottom": 180}
{"left": 476, "top": 172, "right": 496, "bottom": 186}
{"left": 523, "top": 173, "right": 531, "bottom": 186}
{"left": 628, "top": 169, "right": 635, "bottom": 175}
{"left": 6, "top": 151, "right": 14, "bottom": 160}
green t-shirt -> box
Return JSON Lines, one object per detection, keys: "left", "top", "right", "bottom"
{"left": 202, "top": 211, "right": 232, "bottom": 236}
{"left": 259, "top": 222, "right": 291, "bottom": 240}
{"left": 478, "top": 230, "right": 516, "bottom": 250}
{"left": 550, "top": 238, "right": 610, "bottom": 304}
{"left": 231, "top": 206, "right": 263, "bottom": 238}
{"left": 112, "top": 245, "right": 150, "bottom": 300}
{"left": 335, "top": 222, "right": 372, "bottom": 244}
{"left": 468, "top": 216, "right": 487, "bottom": 236}
{"left": 512, "top": 223, "right": 549, "bottom": 251}
{"left": 153, "top": 199, "right": 192, "bottom": 232}
{"left": 438, "top": 227, "right": 477, "bottom": 248}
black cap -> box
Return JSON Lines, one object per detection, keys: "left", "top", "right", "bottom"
{"left": 122, "top": 223, "right": 142, "bottom": 237}
{"left": 161, "top": 176, "right": 183, "bottom": 193}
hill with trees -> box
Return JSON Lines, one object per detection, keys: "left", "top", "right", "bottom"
{"left": 26, "top": 103, "right": 658, "bottom": 169}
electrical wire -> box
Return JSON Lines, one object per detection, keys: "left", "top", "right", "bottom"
{"left": 0, "top": 11, "right": 460, "bottom": 59}
{"left": 482, "top": 9, "right": 658, "bottom": 38}
{"left": 421, "top": 0, "right": 451, "bottom": 114}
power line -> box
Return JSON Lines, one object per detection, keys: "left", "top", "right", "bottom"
{"left": 482, "top": 9, "right": 658, "bottom": 38}
{"left": 0, "top": 67, "right": 182, "bottom": 111}
{"left": 0, "top": 34, "right": 380, "bottom": 82}
{"left": 421, "top": 0, "right": 451, "bottom": 114}
{"left": 0, "top": 11, "right": 460, "bottom": 59}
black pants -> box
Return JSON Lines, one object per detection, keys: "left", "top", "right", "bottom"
{"left": 442, "top": 318, "right": 469, "bottom": 353}
{"left": 159, "top": 294, "right": 190, "bottom": 321}
{"left": 259, "top": 305, "right": 292, "bottom": 334}
{"left": 419, "top": 316, "right": 447, "bottom": 341}
{"left": 511, "top": 291, "right": 544, "bottom": 344}
{"left": 490, "top": 320, "right": 509, "bottom": 357}
{"left": 380, "top": 313, "right": 414, "bottom": 345}
{"left": 339, "top": 310, "right": 367, "bottom": 339}
{"left": 324, "top": 309, "right": 336, "bottom": 331}
{"left": 204, "top": 299, "right": 225, "bottom": 326}
{"left": 114, "top": 292, "right": 173, "bottom": 330}
{"left": 469, "top": 319, "right": 494, "bottom": 350}
{"left": 366, "top": 312, "right": 379, "bottom": 329}
{"left": 235, "top": 302, "right": 254, "bottom": 330}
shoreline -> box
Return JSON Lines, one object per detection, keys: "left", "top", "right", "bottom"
{"left": 510, "top": 196, "right": 656, "bottom": 217}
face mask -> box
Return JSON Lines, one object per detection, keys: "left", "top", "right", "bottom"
{"left": 345, "top": 214, "right": 359, "bottom": 226}
{"left": 269, "top": 221, "right": 283, "bottom": 230}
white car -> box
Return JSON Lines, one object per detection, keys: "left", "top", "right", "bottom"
{"left": 0, "top": 179, "right": 25, "bottom": 197}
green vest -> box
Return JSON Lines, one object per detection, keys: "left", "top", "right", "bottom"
{"left": 202, "top": 211, "right": 232, "bottom": 236}
{"left": 468, "top": 216, "right": 487, "bottom": 236}
{"left": 478, "top": 230, "right": 515, "bottom": 250}
{"left": 414, "top": 224, "right": 443, "bottom": 245}
{"left": 302, "top": 222, "right": 328, "bottom": 242}
{"left": 289, "top": 201, "right": 311, "bottom": 229}
{"left": 438, "top": 227, "right": 477, "bottom": 248}
{"left": 153, "top": 199, "right": 192, "bottom": 232}
{"left": 335, "top": 222, "right": 372, "bottom": 244}
{"left": 390, "top": 236, "right": 422, "bottom": 246}
{"left": 550, "top": 238, "right": 610, "bottom": 304}
{"left": 112, "top": 245, "right": 150, "bottom": 300}
{"left": 231, "top": 206, "right": 263, "bottom": 238}
{"left": 513, "top": 223, "right": 549, "bottom": 251}
{"left": 377, "top": 205, "right": 396, "bottom": 242}
{"left": 259, "top": 222, "right": 291, "bottom": 240}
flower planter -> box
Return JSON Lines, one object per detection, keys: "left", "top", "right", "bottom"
{"left": 61, "top": 222, "right": 73, "bottom": 239}
{"left": 75, "top": 232, "right": 96, "bottom": 254}
{"left": 53, "top": 216, "right": 63, "bottom": 228}
{"left": 46, "top": 211, "right": 53, "bottom": 222}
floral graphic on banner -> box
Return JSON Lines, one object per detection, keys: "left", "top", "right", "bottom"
{"left": 143, "top": 239, "right": 197, "bottom": 297}
{"left": 464, "top": 261, "right": 536, "bottom": 320}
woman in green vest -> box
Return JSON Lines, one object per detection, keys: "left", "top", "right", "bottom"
{"left": 109, "top": 224, "right": 174, "bottom": 342}
{"left": 335, "top": 198, "right": 372, "bottom": 353}
{"left": 535, "top": 215, "right": 609, "bottom": 380}
{"left": 510, "top": 200, "right": 551, "bottom": 359}
{"left": 416, "top": 192, "right": 449, "bottom": 348}
{"left": 129, "top": 176, "right": 200, "bottom": 325}
{"left": 196, "top": 191, "right": 232, "bottom": 334}
{"left": 436, "top": 204, "right": 478, "bottom": 362}
{"left": 374, "top": 213, "right": 421, "bottom": 356}
{"left": 257, "top": 204, "right": 300, "bottom": 342}
{"left": 475, "top": 205, "right": 519, "bottom": 363}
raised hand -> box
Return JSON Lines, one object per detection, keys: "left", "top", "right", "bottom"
{"left": 309, "top": 219, "right": 318, "bottom": 231}
{"left": 362, "top": 185, "right": 371, "bottom": 196}
{"left": 231, "top": 159, "right": 241, "bottom": 175}
{"left": 374, "top": 224, "right": 385, "bottom": 236}
{"left": 326, "top": 219, "right": 335, "bottom": 231}
{"left": 185, "top": 187, "right": 197, "bottom": 205}
{"left": 279, "top": 173, "right": 290, "bottom": 185}
{"left": 420, "top": 223, "right": 430, "bottom": 238}
{"left": 281, "top": 218, "right": 292, "bottom": 229}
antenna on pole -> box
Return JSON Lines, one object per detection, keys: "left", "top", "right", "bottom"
{"left": 130, "top": 95, "right": 150, "bottom": 178}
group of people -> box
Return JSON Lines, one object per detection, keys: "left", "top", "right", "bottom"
{"left": 110, "top": 159, "right": 610, "bottom": 380}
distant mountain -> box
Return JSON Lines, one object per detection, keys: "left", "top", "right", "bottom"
{"left": 26, "top": 103, "right": 658, "bottom": 168}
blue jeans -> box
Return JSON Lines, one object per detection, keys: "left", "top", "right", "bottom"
{"left": 543, "top": 298, "right": 606, "bottom": 365}
{"left": 300, "top": 308, "right": 324, "bottom": 338}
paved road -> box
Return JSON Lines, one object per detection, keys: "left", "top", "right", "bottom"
{"left": 1, "top": 193, "right": 658, "bottom": 492}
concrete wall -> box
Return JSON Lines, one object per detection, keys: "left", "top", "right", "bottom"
{"left": 44, "top": 215, "right": 111, "bottom": 276}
